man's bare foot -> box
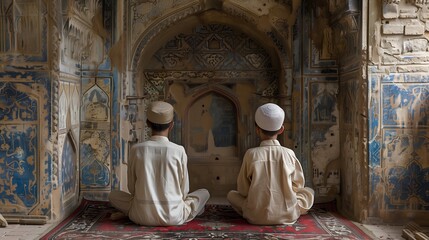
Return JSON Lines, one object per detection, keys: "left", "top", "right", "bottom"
{"left": 110, "top": 211, "right": 127, "bottom": 220}
{"left": 0, "top": 213, "right": 8, "bottom": 227}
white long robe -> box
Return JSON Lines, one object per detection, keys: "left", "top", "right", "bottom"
{"left": 109, "top": 136, "right": 209, "bottom": 226}
{"left": 228, "top": 139, "right": 314, "bottom": 225}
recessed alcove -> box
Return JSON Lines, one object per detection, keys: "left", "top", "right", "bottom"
{"left": 140, "top": 19, "right": 284, "bottom": 198}
{"left": 185, "top": 91, "right": 241, "bottom": 197}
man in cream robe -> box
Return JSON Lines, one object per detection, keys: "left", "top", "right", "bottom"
{"left": 227, "top": 103, "right": 314, "bottom": 225}
{"left": 109, "top": 101, "right": 210, "bottom": 226}
{"left": 0, "top": 213, "right": 7, "bottom": 227}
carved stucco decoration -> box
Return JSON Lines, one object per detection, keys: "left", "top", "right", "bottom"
{"left": 61, "top": 0, "right": 106, "bottom": 66}
{"left": 118, "top": 1, "right": 302, "bottom": 196}
{"left": 128, "top": 0, "right": 298, "bottom": 96}
{"left": 136, "top": 20, "right": 287, "bottom": 196}
{"left": 0, "top": 0, "right": 42, "bottom": 55}
{"left": 0, "top": 0, "right": 48, "bottom": 70}
{"left": 143, "top": 24, "right": 278, "bottom": 88}
{"left": 46, "top": 0, "right": 63, "bottom": 204}
{"left": 227, "top": 0, "right": 299, "bottom": 57}
{"left": 373, "top": 0, "right": 429, "bottom": 65}
{"left": 308, "top": 0, "right": 360, "bottom": 61}
{"left": 128, "top": 0, "right": 298, "bottom": 47}
{"left": 409, "top": 0, "right": 429, "bottom": 6}
{"left": 140, "top": 23, "right": 279, "bottom": 152}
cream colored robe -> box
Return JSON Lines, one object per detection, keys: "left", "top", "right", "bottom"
{"left": 110, "top": 136, "right": 209, "bottom": 226}
{"left": 227, "top": 139, "right": 314, "bottom": 225}
{"left": 0, "top": 213, "right": 7, "bottom": 227}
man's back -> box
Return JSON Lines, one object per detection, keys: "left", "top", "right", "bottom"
{"left": 128, "top": 135, "right": 190, "bottom": 226}
{"left": 238, "top": 139, "right": 304, "bottom": 225}
{"left": 108, "top": 101, "right": 210, "bottom": 227}
{"left": 227, "top": 103, "right": 314, "bottom": 225}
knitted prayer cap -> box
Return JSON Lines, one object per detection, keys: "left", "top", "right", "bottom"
{"left": 255, "top": 103, "right": 285, "bottom": 131}
{"left": 147, "top": 101, "right": 174, "bottom": 124}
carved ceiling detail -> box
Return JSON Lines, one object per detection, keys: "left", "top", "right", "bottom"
{"left": 143, "top": 24, "right": 279, "bottom": 99}
{"left": 61, "top": 0, "right": 102, "bottom": 62}
{"left": 130, "top": 1, "right": 293, "bottom": 84}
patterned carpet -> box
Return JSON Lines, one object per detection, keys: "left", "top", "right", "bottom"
{"left": 40, "top": 200, "right": 372, "bottom": 239}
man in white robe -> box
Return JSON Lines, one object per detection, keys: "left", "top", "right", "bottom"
{"left": 109, "top": 101, "right": 210, "bottom": 226}
{"left": 0, "top": 213, "right": 7, "bottom": 227}
{"left": 227, "top": 103, "right": 314, "bottom": 225}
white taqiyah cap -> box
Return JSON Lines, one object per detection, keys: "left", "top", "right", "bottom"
{"left": 255, "top": 103, "right": 285, "bottom": 131}
{"left": 147, "top": 101, "right": 174, "bottom": 124}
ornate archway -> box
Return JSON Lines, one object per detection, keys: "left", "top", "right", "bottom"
{"left": 139, "top": 21, "right": 284, "bottom": 196}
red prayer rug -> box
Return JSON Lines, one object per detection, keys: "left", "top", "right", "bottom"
{"left": 40, "top": 199, "right": 372, "bottom": 239}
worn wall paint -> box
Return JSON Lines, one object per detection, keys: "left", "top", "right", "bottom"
{"left": 77, "top": 0, "right": 117, "bottom": 201}
{"left": 0, "top": 74, "right": 51, "bottom": 216}
{"left": 318, "top": 0, "right": 369, "bottom": 223}
{"left": 0, "top": 0, "right": 56, "bottom": 220}
{"left": 365, "top": 0, "right": 429, "bottom": 225}
{"left": 1, "top": 0, "right": 428, "bottom": 225}
{"left": 0, "top": 0, "right": 116, "bottom": 220}
{"left": 54, "top": 79, "right": 80, "bottom": 218}
{"left": 80, "top": 78, "right": 112, "bottom": 194}
{"left": 298, "top": 0, "right": 340, "bottom": 195}
{"left": 137, "top": 22, "right": 281, "bottom": 196}
{"left": 118, "top": 0, "right": 343, "bottom": 202}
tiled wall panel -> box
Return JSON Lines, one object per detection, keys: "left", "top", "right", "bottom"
{"left": 367, "top": 0, "right": 429, "bottom": 224}
{"left": 0, "top": 75, "right": 51, "bottom": 216}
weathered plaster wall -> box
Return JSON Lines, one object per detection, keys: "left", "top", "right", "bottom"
{"left": 111, "top": 0, "right": 342, "bottom": 203}
{"left": 141, "top": 22, "right": 284, "bottom": 196}
{"left": 56, "top": 0, "right": 117, "bottom": 212}
{"left": 315, "top": 0, "right": 429, "bottom": 225}
{"left": 75, "top": 0, "right": 118, "bottom": 201}
{"left": 299, "top": 0, "right": 367, "bottom": 224}
{"left": 0, "top": 0, "right": 117, "bottom": 221}
{"left": 295, "top": 0, "right": 341, "bottom": 201}
{"left": 326, "top": 0, "right": 367, "bottom": 223}
{"left": 109, "top": 1, "right": 339, "bottom": 201}
{"left": 366, "top": 0, "right": 429, "bottom": 225}
{"left": 3, "top": 0, "right": 426, "bottom": 226}
{"left": 0, "top": 0, "right": 55, "bottom": 219}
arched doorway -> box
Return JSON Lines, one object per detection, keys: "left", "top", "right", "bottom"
{"left": 137, "top": 12, "right": 286, "bottom": 197}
